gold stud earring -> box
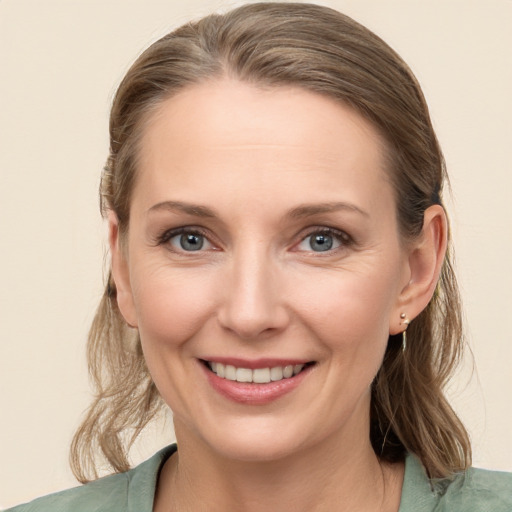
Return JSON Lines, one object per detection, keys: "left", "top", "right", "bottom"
{"left": 400, "top": 313, "right": 410, "bottom": 352}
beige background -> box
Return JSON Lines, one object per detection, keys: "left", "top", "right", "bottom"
{"left": 1, "top": 0, "right": 511, "bottom": 508}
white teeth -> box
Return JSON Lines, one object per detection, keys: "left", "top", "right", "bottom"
{"left": 253, "top": 368, "right": 271, "bottom": 384}
{"left": 270, "top": 366, "right": 283, "bottom": 381}
{"left": 225, "top": 365, "right": 236, "bottom": 381}
{"left": 208, "top": 361, "right": 309, "bottom": 383}
{"left": 283, "top": 365, "right": 294, "bottom": 378}
{"left": 236, "top": 368, "right": 253, "bottom": 382}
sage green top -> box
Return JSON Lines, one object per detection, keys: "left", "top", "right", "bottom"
{"left": 6, "top": 444, "right": 512, "bottom": 511}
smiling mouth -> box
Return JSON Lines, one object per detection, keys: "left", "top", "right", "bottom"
{"left": 202, "top": 360, "right": 315, "bottom": 384}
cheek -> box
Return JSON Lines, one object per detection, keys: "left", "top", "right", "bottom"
{"left": 131, "top": 265, "right": 218, "bottom": 348}
{"left": 294, "top": 271, "right": 396, "bottom": 334}
{"left": 129, "top": 265, "right": 221, "bottom": 410}
{"left": 292, "top": 266, "right": 397, "bottom": 353}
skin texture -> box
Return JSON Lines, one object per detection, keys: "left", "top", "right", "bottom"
{"left": 110, "top": 79, "right": 447, "bottom": 511}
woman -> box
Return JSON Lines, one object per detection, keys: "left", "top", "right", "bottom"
{"left": 7, "top": 2, "right": 511, "bottom": 511}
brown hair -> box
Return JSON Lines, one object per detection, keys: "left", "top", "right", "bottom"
{"left": 70, "top": 2, "right": 470, "bottom": 482}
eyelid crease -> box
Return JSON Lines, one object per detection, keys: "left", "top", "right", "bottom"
{"left": 299, "top": 224, "right": 352, "bottom": 239}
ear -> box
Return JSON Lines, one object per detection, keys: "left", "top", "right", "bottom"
{"left": 390, "top": 205, "right": 447, "bottom": 335}
{"left": 108, "top": 211, "right": 138, "bottom": 328}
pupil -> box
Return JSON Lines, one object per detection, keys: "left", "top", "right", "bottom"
{"left": 311, "top": 234, "right": 332, "bottom": 252}
{"left": 180, "top": 233, "right": 203, "bottom": 251}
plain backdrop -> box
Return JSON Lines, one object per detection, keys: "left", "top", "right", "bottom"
{"left": 1, "top": 0, "right": 511, "bottom": 508}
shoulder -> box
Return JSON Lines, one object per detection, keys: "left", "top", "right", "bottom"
{"left": 400, "top": 453, "right": 512, "bottom": 512}
{"left": 5, "top": 445, "right": 177, "bottom": 512}
{"left": 4, "top": 473, "right": 129, "bottom": 512}
{"left": 440, "top": 466, "right": 512, "bottom": 511}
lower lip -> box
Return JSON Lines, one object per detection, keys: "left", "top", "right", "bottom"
{"left": 201, "top": 362, "right": 313, "bottom": 405}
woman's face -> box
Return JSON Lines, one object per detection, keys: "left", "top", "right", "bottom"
{"left": 113, "top": 79, "right": 412, "bottom": 462}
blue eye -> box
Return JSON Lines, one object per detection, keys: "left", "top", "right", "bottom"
{"left": 163, "top": 230, "right": 213, "bottom": 252}
{"left": 176, "top": 233, "right": 204, "bottom": 251}
{"left": 296, "top": 230, "right": 346, "bottom": 253}
{"left": 309, "top": 233, "right": 333, "bottom": 252}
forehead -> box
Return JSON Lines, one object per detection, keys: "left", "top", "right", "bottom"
{"left": 135, "top": 79, "right": 392, "bottom": 215}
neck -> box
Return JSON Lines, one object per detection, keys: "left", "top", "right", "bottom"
{"left": 155, "top": 422, "right": 403, "bottom": 512}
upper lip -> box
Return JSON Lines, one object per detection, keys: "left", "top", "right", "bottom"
{"left": 200, "top": 357, "right": 314, "bottom": 369}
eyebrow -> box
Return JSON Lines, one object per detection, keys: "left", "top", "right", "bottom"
{"left": 287, "top": 202, "right": 369, "bottom": 219}
{"left": 147, "top": 201, "right": 217, "bottom": 218}
{"left": 147, "top": 200, "right": 368, "bottom": 219}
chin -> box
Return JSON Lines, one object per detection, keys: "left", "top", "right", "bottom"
{"left": 174, "top": 411, "right": 313, "bottom": 463}
{"left": 211, "top": 431, "right": 309, "bottom": 463}
{"left": 186, "top": 407, "right": 350, "bottom": 465}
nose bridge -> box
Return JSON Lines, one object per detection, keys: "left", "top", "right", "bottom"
{"left": 218, "top": 239, "right": 288, "bottom": 339}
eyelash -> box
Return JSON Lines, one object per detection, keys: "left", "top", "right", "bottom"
{"left": 156, "top": 227, "right": 212, "bottom": 249}
{"left": 155, "top": 226, "right": 353, "bottom": 255}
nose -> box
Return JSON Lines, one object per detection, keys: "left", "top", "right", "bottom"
{"left": 217, "top": 245, "right": 290, "bottom": 340}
